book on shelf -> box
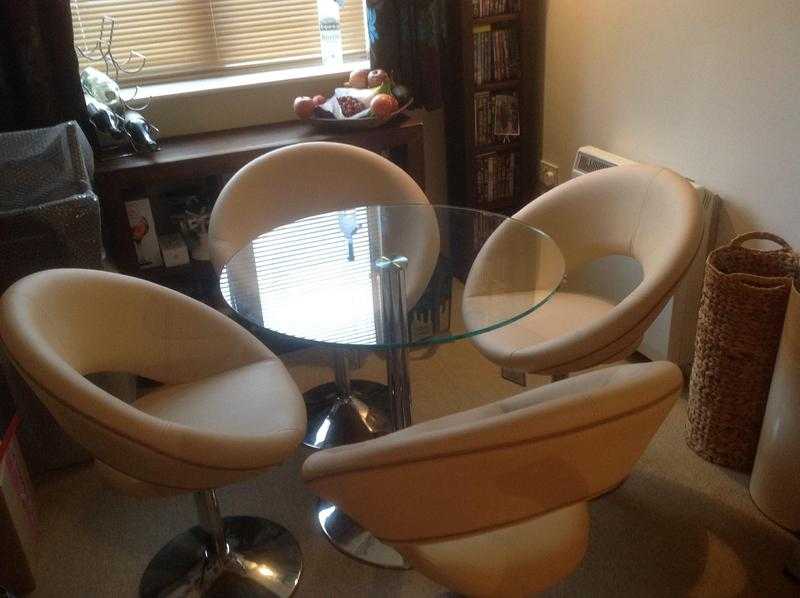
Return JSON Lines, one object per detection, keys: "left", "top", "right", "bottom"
{"left": 473, "top": 150, "right": 518, "bottom": 207}
{"left": 473, "top": 27, "right": 520, "bottom": 85}
{"left": 474, "top": 91, "right": 519, "bottom": 146}
{"left": 473, "top": 0, "right": 521, "bottom": 18}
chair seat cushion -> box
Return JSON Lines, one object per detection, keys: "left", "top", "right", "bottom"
{"left": 468, "top": 291, "right": 616, "bottom": 370}
{"left": 133, "top": 360, "right": 305, "bottom": 465}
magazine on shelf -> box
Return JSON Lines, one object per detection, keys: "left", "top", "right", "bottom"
{"left": 474, "top": 91, "right": 519, "bottom": 146}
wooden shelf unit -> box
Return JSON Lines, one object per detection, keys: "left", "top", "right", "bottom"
{"left": 94, "top": 115, "right": 425, "bottom": 302}
{"left": 444, "top": 1, "right": 544, "bottom": 278}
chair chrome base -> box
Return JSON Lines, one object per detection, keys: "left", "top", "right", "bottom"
{"left": 303, "top": 378, "right": 392, "bottom": 449}
{"left": 140, "top": 492, "right": 302, "bottom": 597}
{"left": 317, "top": 500, "right": 409, "bottom": 570}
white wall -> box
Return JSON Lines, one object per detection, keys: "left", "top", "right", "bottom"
{"left": 542, "top": 0, "right": 800, "bottom": 246}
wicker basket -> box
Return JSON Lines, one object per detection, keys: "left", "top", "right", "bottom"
{"left": 687, "top": 232, "right": 798, "bottom": 471}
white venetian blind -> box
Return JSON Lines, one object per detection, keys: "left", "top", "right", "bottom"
{"left": 71, "top": 0, "right": 368, "bottom": 85}
{"left": 219, "top": 208, "right": 379, "bottom": 345}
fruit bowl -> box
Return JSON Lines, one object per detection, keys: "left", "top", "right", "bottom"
{"left": 294, "top": 68, "right": 413, "bottom": 131}
{"left": 308, "top": 99, "right": 413, "bottom": 130}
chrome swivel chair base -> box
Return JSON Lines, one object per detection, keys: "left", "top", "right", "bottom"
{"left": 303, "top": 380, "right": 392, "bottom": 449}
{"left": 317, "top": 500, "right": 409, "bottom": 570}
{"left": 140, "top": 492, "right": 302, "bottom": 598}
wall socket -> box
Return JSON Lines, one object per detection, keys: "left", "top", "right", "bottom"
{"left": 539, "top": 160, "right": 560, "bottom": 188}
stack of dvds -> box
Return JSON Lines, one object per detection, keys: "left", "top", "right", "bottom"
{"left": 473, "top": 151, "right": 518, "bottom": 207}
{"left": 473, "top": 28, "right": 521, "bottom": 85}
{"left": 472, "top": 0, "right": 521, "bottom": 17}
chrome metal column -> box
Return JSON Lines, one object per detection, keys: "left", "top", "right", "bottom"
{"left": 195, "top": 489, "right": 228, "bottom": 559}
{"left": 315, "top": 255, "right": 413, "bottom": 570}
{"left": 377, "top": 255, "right": 412, "bottom": 430}
{"left": 140, "top": 490, "right": 303, "bottom": 597}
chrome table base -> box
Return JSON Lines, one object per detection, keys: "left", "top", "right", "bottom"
{"left": 140, "top": 492, "right": 302, "bottom": 597}
{"left": 303, "top": 379, "right": 392, "bottom": 449}
{"left": 311, "top": 256, "right": 413, "bottom": 570}
{"left": 317, "top": 501, "right": 409, "bottom": 570}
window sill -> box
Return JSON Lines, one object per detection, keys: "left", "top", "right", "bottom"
{"left": 125, "top": 60, "right": 370, "bottom": 100}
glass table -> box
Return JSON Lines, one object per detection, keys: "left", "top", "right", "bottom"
{"left": 220, "top": 204, "right": 564, "bottom": 569}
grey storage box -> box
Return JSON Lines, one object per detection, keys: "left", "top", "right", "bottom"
{"left": 0, "top": 121, "right": 104, "bottom": 475}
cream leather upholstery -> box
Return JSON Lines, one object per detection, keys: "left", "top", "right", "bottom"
{"left": 303, "top": 361, "right": 682, "bottom": 597}
{"left": 464, "top": 165, "right": 703, "bottom": 376}
{"left": 209, "top": 142, "right": 436, "bottom": 298}
{"left": 0, "top": 269, "right": 306, "bottom": 493}
{"left": 210, "top": 141, "right": 439, "bottom": 326}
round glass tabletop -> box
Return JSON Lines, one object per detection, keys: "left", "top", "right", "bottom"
{"left": 219, "top": 204, "right": 565, "bottom": 350}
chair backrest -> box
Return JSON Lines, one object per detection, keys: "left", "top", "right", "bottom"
{"left": 209, "top": 142, "right": 431, "bottom": 271}
{"left": 303, "top": 361, "right": 682, "bottom": 543}
{"left": 0, "top": 269, "right": 272, "bottom": 485}
{"left": 515, "top": 164, "right": 701, "bottom": 279}
{"left": 462, "top": 165, "right": 703, "bottom": 365}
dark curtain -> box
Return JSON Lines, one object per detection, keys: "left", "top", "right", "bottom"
{"left": 0, "top": 0, "right": 88, "bottom": 133}
{"left": 367, "top": 0, "right": 448, "bottom": 110}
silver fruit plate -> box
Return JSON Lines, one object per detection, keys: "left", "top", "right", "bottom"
{"left": 308, "top": 99, "right": 413, "bottom": 130}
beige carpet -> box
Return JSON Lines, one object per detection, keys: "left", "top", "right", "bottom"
{"left": 28, "top": 339, "right": 798, "bottom": 597}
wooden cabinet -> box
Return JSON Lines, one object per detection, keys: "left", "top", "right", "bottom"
{"left": 94, "top": 115, "right": 425, "bottom": 302}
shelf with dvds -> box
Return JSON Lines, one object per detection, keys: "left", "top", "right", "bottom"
{"left": 444, "top": 1, "right": 543, "bottom": 279}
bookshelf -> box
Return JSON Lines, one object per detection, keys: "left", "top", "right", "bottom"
{"left": 444, "top": 1, "right": 544, "bottom": 278}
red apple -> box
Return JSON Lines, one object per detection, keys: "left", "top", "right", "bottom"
{"left": 368, "top": 69, "right": 390, "bottom": 87}
{"left": 293, "top": 96, "right": 316, "bottom": 119}
{"left": 312, "top": 94, "right": 327, "bottom": 106}
{"left": 348, "top": 69, "right": 370, "bottom": 88}
{"left": 371, "top": 93, "right": 399, "bottom": 120}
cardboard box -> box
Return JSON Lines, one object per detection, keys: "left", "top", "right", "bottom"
{"left": 125, "top": 198, "right": 162, "bottom": 268}
{"left": 159, "top": 233, "right": 190, "bottom": 268}
{"left": 0, "top": 415, "right": 37, "bottom": 593}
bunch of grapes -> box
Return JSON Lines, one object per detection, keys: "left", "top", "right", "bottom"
{"left": 338, "top": 96, "right": 364, "bottom": 117}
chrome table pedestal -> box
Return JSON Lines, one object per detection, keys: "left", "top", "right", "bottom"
{"left": 315, "top": 256, "right": 413, "bottom": 570}
{"left": 303, "top": 351, "right": 392, "bottom": 449}
{"left": 140, "top": 490, "right": 302, "bottom": 597}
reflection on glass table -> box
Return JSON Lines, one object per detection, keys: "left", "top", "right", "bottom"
{"left": 219, "top": 204, "right": 565, "bottom": 569}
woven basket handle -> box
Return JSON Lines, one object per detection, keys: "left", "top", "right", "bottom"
{"left": 730, "top": 232, "right": 792, "bottom": 251}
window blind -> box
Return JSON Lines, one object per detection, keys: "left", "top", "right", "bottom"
{"left": 219, "top": 208, "right": 380, "bottom": 345}
{"left": 71, "top": 0, "right": 368, "bottom": 85}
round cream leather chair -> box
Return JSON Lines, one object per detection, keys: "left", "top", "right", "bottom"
{"left": 463, "top": 165, "right": 702, "bottom": 379}
{"left": 303, "top": 361, "right": 682, "bottom": 597}
{"left": 210, "top": 142, "right": 438, "bottom": 449}
{"left": 0, "top": 269, "right": 306, "bottom": 597}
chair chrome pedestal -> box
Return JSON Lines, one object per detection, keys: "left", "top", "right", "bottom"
{"left": 303, "top": 351, "right": 392, "bottom": 449}
{"left": 140, "top": 490, "right": 302, "bottom": 597}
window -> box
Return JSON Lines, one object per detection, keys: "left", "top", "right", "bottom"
{"left": 219, "top": 208, "right": 379, "bottom": 345}
{"left": 70, "top": 0, "right": 369, "bottom": 85}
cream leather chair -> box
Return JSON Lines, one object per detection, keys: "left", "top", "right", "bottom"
{"left": 303, "top": 361, "right": 682, "bottom": 597}
{"left": 0, "top": 269, "right": 306, "bottom": 597}
{"left": 464, "top": 165, "right": 702, "bottom": 379}
{"left": 210, "top": 141, "right": 437, "bottom": 448}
